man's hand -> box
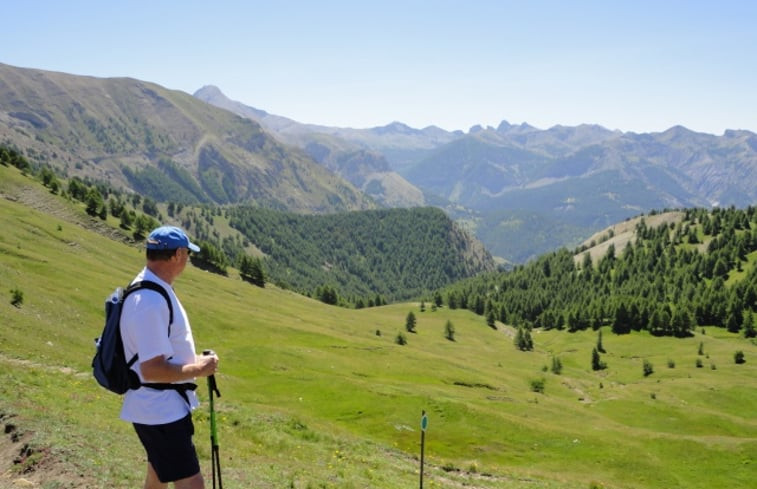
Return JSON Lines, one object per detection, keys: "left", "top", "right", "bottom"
{"left": 196, "top": 353, "right": 219, "bottom": 378}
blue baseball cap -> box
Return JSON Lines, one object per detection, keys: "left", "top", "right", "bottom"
{"left": 145, "top": 226, "right": 200, "bottom": 252}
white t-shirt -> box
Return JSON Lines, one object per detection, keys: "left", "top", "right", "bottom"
{"left": 119, "top": 267, "right": 199, "bottom": 425}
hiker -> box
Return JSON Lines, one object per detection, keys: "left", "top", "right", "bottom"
{"left": 120, "top": 225, "right": 219, "bottom": 489}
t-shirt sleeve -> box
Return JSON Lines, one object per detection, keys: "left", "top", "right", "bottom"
{"left": 122, "top": 290, "right": 174, "bottom": 369}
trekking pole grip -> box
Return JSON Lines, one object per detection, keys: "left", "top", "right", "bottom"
{"left": 202, "top": 349, "right": 221, "bottom": 397}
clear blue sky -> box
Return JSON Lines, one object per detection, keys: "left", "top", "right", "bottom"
{"left": 2, "top": 0, "right": 756, "bottom": 135}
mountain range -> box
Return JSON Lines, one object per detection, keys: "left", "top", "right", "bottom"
{"left": 194, "top": 85, "right": 757, "bottom": 262}
{"left": 2, "top": 62, "right": 756, "bottom": 263}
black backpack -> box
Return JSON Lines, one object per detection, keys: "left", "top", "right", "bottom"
{"left": 92, "top": 280, "right": 196, "bottom": 400}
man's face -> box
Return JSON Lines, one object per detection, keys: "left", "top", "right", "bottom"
{"left": 175, "top": 247, "right": 191, "bottom": 271}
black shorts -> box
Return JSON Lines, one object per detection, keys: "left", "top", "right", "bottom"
{"left": 133, "top": 414, "right": 200, "bottom": 483}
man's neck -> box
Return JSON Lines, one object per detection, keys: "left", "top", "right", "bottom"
{"left": 146, "top": 262, "right": 176, "bottom": 285}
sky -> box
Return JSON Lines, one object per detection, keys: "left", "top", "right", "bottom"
{"left": 2, "top": 0, "right": 756, "bottom": 135}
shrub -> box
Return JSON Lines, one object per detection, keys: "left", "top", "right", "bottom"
{"left": 696, "top": 358, "right": 703, "bottom": 368}
{"left": 643, "top": 360, "right": 654, "bottom": 377}
{"left": 10, "top": 288, "right": 23, "bottom": 307}
{"left": 667, "top": 359, "right": 675, "bottom": 368}
{"left": 444, "top": 320, "right": 455, "bottom": 341}
{"left": 550, "top": 356, "right": 563, "bottom": 375}
{"left": 395, "top": 332, "right": 407, "bottom": 345}
{"left": 530, "top": 378, "right": 545, "bottom": 393}
{"left": 734, "top": 351, "right": 745, "bottom": 364}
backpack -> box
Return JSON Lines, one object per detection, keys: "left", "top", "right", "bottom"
{"left": 92, "top": 280, "right": 195, "bottom": 401}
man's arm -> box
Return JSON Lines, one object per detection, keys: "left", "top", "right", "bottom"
{"left": 140, "top": 353, "right": 218, "bottom": 383}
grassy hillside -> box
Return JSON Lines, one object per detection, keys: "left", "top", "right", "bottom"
{"left": 1, "top": 164, "right": 756, "bottom": 488}
{"left": 0, "top": 62, "right": 373, "bottom": 213}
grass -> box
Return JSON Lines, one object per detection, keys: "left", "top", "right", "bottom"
{"left": 1, "top": 164, "right": 756, "bottom": 488}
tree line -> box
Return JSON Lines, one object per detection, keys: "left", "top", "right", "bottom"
{"left": 438, "top": 207, "right": 757, "bottom": 339}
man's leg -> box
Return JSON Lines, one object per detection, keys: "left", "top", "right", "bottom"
{"left": 144, "top": 461, "right": 204, "bottom": 489}
{"left": 143, "top": 462, "right": 168, "bottom": 489}
{"left": 173, "top": 471, "right": 204, "bottom": 489}
{"left": 135, "top": 415, "right": 202, "bottom": 487}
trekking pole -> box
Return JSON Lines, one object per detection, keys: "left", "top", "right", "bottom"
{"left": 203, "top": 350, "right": 223, "bottom": 489}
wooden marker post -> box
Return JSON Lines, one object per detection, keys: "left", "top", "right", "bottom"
{"left": 420, "top": 410, "right": 428, "bottom": 489}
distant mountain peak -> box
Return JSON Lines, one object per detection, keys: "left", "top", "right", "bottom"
{"left": 194, "top": 85, "right": 270, "bottom": 119}
{"left": 496, "top": 120, "right": 512, "bottom": 131}
{"left": 371, "top": 121, "right": 418, "bottom": 135}
{"left": 662, "top": 125, "right": 693, "bottom": 135}
{"left": 194, "top": 84, "right": 224, "bottom": 97}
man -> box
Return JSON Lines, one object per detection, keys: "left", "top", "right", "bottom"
{"left": 120, "top": 225, "right": 219, "bottom": 489}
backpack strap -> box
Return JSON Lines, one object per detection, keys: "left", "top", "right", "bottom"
{"left": 122, "top": 279, "right": 174, "bottom": 369}
{"left": 124, "top": 280, "right": 174, "bottom": 327}
{"left": 122, "top": 280, "right": 195, "bottom": 403}
{"left": 141, "top": 382, "right": 198, "bottom": 405}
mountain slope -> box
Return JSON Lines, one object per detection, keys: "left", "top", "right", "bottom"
{"left": 441, "top": 207, "right": 757, "bottom": 339}
{"left": 0, "top": 63, "right": 373, "bottom": 212}
{"left": 2, "top": 163, "right": 755, "bottom": 489}
{"left": 194, "top": 85, "right": 426, "bottom": 207}
{"left": 227, "top": 205, "right": 495, "bottom": 301}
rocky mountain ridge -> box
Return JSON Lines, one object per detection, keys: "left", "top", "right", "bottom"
{"left": 195, "top": 84, "right": 756, "bottom": 262}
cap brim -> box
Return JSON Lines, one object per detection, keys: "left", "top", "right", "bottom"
{"left": 188, "top": 243, "right": 201, "bottom": 253}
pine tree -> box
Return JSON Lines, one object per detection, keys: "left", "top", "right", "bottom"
{"left": 444, "top": 320, "right": 455, "bottom": 341}
{"left": 597, "top": 330, "right": 606, "bottom": 353}
{"left": 592, "top": 347, "right": 606, "bottom": 371}
{"left": 743, "top": 310, "right": 756, "bottom": 338}
{"left": 514, "top": 326, "right": 533, "bottom": 351}
{"left": 405, "top": 311, "right": 417, "bottom": 333}
{"left": 486, "top": 309, "right": 496, "bottom": 329}
{"left": 120, "top": 210, "right": 133, "bottom": 230}
{"left": 85, "top": 187, "right": 104, "bottom": 216}
{"left": 613, "top": 303, "right": 631, "bottom": 334}
{"left": 240, "top": 255, "right": 266, "bottom": 287}
{"left": 550, "top": 356, "right": 563, "bottom": 374}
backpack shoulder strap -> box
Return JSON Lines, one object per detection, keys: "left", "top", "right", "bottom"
{"left": 122, "top": 281, "right": 194, "bottom": 404}
{"left": 123, "top": 280, "right": 174, "bottom": 326}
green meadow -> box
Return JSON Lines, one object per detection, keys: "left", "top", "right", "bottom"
{"left": 1, "top": 165, "right": 755, "bottom": 488}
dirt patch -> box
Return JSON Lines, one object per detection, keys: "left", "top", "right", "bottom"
{"left": 0, "top": 413, "right": 93, "bottom": 489}
{"left": 0, "top": 412, "right": 97, "bottom": 489}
